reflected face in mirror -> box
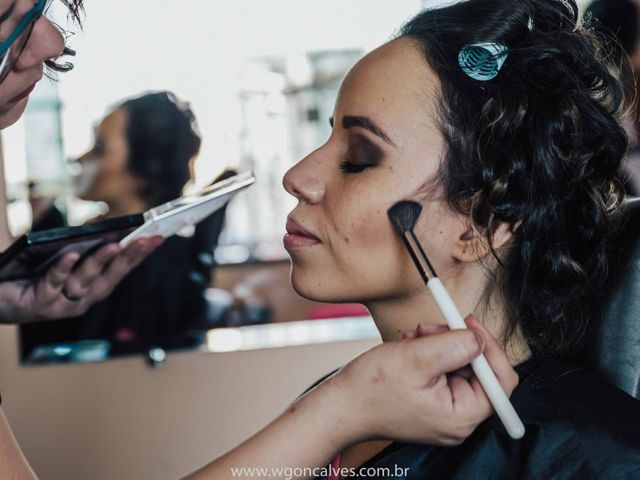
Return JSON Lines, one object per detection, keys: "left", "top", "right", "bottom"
{"left": 76, "top": 108, "right": 143, "bottom": 211}
{"left": 0, "top": 0, "right": 64, "bottom": 129}
{"left": 283, "top": 38, "right": 468, "bottom": 305}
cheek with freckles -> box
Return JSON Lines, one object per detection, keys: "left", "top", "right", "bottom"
{"left": 321, "top": 194, "right": 425, "bottom": 300}
{"left": 324, "top": 183, "right": 391, "bottom": 255}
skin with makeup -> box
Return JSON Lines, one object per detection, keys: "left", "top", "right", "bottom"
{"left": 284, "top": 36, "right": 526, "bottom": 475}
{"left": 283, "top": 39, "right": 521, "bottom": 347}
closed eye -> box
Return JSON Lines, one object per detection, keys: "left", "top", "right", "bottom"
{"left": 339, "top": 160, "right": 371, "bottom": 174}
{"left": 339, "top": 133, "right": 385, "bottom": 175}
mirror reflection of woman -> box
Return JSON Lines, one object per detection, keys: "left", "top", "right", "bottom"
{"left": 24, "top": 92, "right": 229, "bottom": 352}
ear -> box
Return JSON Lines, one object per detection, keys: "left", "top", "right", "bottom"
{"left": 452, "top": 220, "right": 517, "bottom": 263}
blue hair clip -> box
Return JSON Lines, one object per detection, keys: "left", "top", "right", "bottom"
{"left": 458, "top": 42, "right": 508, "bottom": 81}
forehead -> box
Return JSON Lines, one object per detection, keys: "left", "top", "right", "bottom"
{"left": 96, "top": 108, "right": 127, "bottom": 135}
{"left": 335, "top": 37, "right": 441, "bottom": 147}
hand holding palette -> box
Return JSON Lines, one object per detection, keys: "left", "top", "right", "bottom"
{"left": 0, "top": 172, "right": 255, "bottom": 281}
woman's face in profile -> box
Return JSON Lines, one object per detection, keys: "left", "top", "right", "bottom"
{"left": 0, "top": 0, "right": 64, "bottom": 129}
{"left": 283, "top": 38, "right": 469, "bottom": 305}
{"left": 76, "top": 108, "right": 141, "bottom": 205}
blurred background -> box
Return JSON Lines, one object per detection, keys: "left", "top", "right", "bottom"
{"left": 0, "top": 0, "right": 604, "bottom": 478}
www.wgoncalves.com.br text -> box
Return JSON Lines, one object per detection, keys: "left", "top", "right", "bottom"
{"left": 230, "top": 464, "right": 410, "bottom": 479}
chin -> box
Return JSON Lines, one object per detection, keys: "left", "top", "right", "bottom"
{"left": 290, "top": 264, "right": 376, "bottom": 304}
{"left": 290, "top": 266, "right": 343, "bottom": 303}
{"left": 0, "top": 99, "right": 29, "bottom": 129}
{"left": 290, "top": 260, "right": 417, "bottom": 307}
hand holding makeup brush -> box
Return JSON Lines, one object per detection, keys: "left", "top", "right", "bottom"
{"left": 403, "top": 315, "right": 521, "bottom": 416}
{"left": 389, "top": 200, "right": 526, "bottom": 439}
{"left": 328, "top": 322, "right": 519, "bottom": 447}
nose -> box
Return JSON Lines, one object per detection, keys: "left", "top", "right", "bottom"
{"left": 283, "top": 153, "right": 326, "bottom": 205}
{"left": 14, "top": 16, "right": 65, "bottom": 71}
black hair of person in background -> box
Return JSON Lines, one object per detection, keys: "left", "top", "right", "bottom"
{"left": 585, "top": 0, "right": 639, "bottom": 60}
{"left": 585, "top": 0, "right": 640, "bottom": 194}
{"left": 22, "top": 92, "right": 235, "bottom": 359}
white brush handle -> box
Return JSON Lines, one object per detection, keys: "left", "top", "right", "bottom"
{"left": 427, "top": 278, "right": 525, "bottom": 439}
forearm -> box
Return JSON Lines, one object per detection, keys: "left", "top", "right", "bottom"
{"left": 0, "top": 408, "right": 38, "bottom": 480}
{"left": 183, "top": 375, "right": 362, "bottom": 480}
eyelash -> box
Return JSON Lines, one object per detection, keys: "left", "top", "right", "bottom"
{"left": 339, "top": 160, "right": 372, "bottom": 174}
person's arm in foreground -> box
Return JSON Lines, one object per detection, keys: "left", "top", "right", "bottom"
{"left": 0, "top": 408, "right": 37, "bottom": 480}
{"left": 0, "top": 236, "right": 163, "bottom": 323}
{"left": 185, "top": 315, "right": 518, "bottom": 480}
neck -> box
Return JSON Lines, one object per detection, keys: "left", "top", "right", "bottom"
{"left": 365, "top": 263, "right": 531, "bottom": 366}
{"left": 106, "top": 195, "right": 148, "bottom": 218}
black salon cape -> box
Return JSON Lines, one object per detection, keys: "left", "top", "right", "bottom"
{"left": 311, "top": 356, "right": 640, "bottom": 479}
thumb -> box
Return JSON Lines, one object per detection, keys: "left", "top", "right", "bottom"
{"left": 413, "top": 329, "right": 485, "bottom": 378}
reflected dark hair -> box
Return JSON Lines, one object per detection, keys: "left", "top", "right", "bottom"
{"left": 120, "top": 91, "right": 201, "bottom": 207}
{"left": 400, "top": 0, "right": 629, "bottom": 357}
{"left": 45, "top": 0, "right": 85, "bottom": 73}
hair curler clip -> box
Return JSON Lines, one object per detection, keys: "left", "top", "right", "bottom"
{"left": 458, "top": 42, "right": 508, "bottom": 81}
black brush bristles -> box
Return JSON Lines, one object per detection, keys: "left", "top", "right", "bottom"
{"left": 388, "top": 201, "right": 423, "bottom": 234}
{"left": 389, "top": 200, "right": 438, "bottom": 281}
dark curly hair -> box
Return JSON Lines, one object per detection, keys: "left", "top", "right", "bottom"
{"left": 119, "top": 91, "right": 201, "bottom": 207}
{"left": 400, "top": 0, "right": 629, "bottom": 357}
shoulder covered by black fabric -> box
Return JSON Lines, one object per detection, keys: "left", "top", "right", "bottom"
{"left": 354, "top": 356, "right": 640, "bottom": 479}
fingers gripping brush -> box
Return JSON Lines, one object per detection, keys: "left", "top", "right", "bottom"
{"left": 388, "top": 200, "right": 525, "bottom": 440}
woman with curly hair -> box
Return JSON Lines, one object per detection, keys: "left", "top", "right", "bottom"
{"left": 0, "top": 1, "right": 520, "bottom": 478}
{"left": 187, "top": 0, "right": 640, "bottom": 478}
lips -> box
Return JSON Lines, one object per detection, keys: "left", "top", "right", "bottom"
{"left": 9, "top": 82, "right": 37, "bottom": 103}
{"left": 284, "top": 217, "right": 321, "bottom": 250}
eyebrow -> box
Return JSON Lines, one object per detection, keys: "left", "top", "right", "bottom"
{"left": 0, "top": 1, "right": 16, "bottom": 25}
{"left": 330, "top": 115, "right": 396, "bottom": 147}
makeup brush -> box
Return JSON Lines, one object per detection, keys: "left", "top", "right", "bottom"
{"left": 388, "top": 200, "right": 525, "bottom": 440}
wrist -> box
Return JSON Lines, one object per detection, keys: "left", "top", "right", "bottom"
{"left": 0, "top": 287, "right": 27, "bottom": 324}
{"left": 297, "top": 373, "right": 371, "bottom": 452}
